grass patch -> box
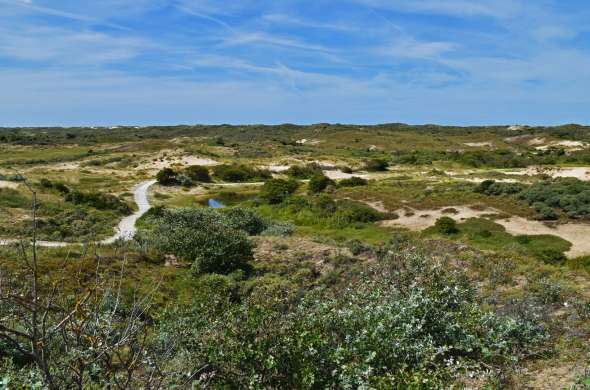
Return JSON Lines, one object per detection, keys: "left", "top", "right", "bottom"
{"left": 423, "top": 217, "right": 572, "bottom": 261}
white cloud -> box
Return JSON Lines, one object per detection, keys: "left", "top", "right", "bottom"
{"left": 353, "top": 0, "right": 522, "bottom": 19}
{"left": 378, "top": 39, "right": 457, "bottom": 60}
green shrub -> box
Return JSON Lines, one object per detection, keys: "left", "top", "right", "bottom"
{"left": 213, "top": 164, "right": 271, "bottom": 182}
{"left": 435, "top": 216, "right": 459, "bottom": 235}
{"left": 156, "top": 168, "right": 179, "bottom": 186}
{"left": 39, "top": 178, "right": 53, "bottom": 189}
{"left": 141, "top": 208, "right": 253, "bottom": 275}
{"left": 474, "top": 180, "right": 525, "bottom": 196}
{"left": 221, "top": 207, "right": 268, "bottom": 235}
{"left": 0, "top": 189, "right": 30, "bottom": 209}
{"left": 339, "top": 176, "right": 368, "bottom": 187}
{"left": 529, "top": 277, "right": 563, "bottom": 304}
{"left": 183, "top": 165, "right": 211, "bottom": 183}
{"left": 364, "top": 158, "right": 389, "bottom": 172}
{"left": 286, "top": 163, "right": 323, "bottom": 179}
{"left": 535, "top": 249, "right": 566, "bottom": 265}
{"left": 308, "top": 174, "right": 334, "bottom": 194}
{"left": 160, "top": 245, "right": 548, "bottom": 388}
{"left": 520, "top": 178, "right": 590, "bottom": 220}
{"left": 261, "top": 179, "right": 299, "bottom": 204}
{"left": 261, "top": 222, "right": 295, "bottom": 237}
{"left": 65, "top": 191, "right": 131, "bottom": 215}
{"left": 533, "top": 202, "right": 558, "bottom": 220}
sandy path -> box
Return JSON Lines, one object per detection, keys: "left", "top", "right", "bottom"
{"left": 100, "top": 180, "right": 156, "bottom": 244}
{"left": 0, "top": 180, "right": 156, "bottom": 247}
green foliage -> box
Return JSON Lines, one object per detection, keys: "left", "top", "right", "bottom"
{"left": 221, "top": 207, "right": 268, "bottom": 235}
{"left": 213, "top": 164, "right": 271, "bottom": 182}
{"left": 435, "top": 216, "right": 458, "bottom": 235}
{"left": 339, "top": 176, "right": 368, "bottom": 187}
{"left": 158, "top": 245, "right": 548, "bottom": 388}
{"left": 285, "top": 163, "right": 322, "bottom": 179}
{"left": 36, "top": 178, "right": 70, "bottom": 194}
{"left": 364, "top": 158, "right": 389, "bottom": 171}
{"left": 307, "top": 174, "right": 334, "bottom": 194}
{"left": 474, "top": 180, "right": 525, "bottom": 196}
{"left": 261, "top": 179, "right": 299, "bottom": 204}
{"left": 65, "top": 190, "right": 131, "bottom": 215}
{"left": 528, "top": 277, "right": 563, "bottom": 304}
{"left": 536, "top": 249, "right": 567, "bottom": 265}
{"left": 520, "top": 178, "right": 590, "bottom": 220}
{"left": 140, "top": 208, "right": 253, "bottom": 275}
{"left": 260, "top": 221, "right": 295, "bottom": 237}
{"left": 0, "top": 189, "right": 30, "bottom": 209}
{"left": 156, "top": 167, "right": 179, "bottom": 186}
{"left": 183, "top": 165, "right": 211, "bottom": 183}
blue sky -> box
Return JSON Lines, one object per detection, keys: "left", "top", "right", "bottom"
{"left": 1, "top": 0, "right": 589, "bottom": 126}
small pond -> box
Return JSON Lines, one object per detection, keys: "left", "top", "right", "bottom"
{"left": 208, "top": 199, "right": 226, "bottom": 209}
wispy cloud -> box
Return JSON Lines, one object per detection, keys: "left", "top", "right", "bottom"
{"left": 0, "top": 0, "right": 131, "bottom": 30}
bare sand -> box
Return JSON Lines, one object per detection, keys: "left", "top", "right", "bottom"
{"left": 380, "top": 205, "right": 590, "bottom": 258}
{"left": 463, "top": 142, "right": 493, "bottom": 147}
{"left": 0, "top": 181, "right": 19, "bottom": 189}
{"left": 380, "top": 206, "right": 495, "bottom": 231}
{"left": 505, "top": 166, "right": 590, "bottom": 181}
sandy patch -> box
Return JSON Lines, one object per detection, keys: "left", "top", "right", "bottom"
{"left": 0, "top": 181, "right": 19, "bottom": 189}
{"left": 139, "top": 153, "right": 219, "bottom": 172}
{"left": 461, "top": 177, "right": 521, "bottom": 184}
{"left": 266, "top": 164, "right": 291, "bottom": 173}
{"left": 528, "top": 137, "right": 547, "bottom": 146}
{"left": 506, "top": 166, "right": 590, "bottom": 181}
{"left": 499, "top": 216, "right": 590, "bottom": 258}
{"left": 507, "top": 125, "right": 526, "bottom": 131}
{"left": 325, "top": 170, "right": 369, "bottom": 180}
{"left": 463, "top": 142, "right": 493, "bottom": 147}
{"left": 536, "top": 140, "right": 588, "bottom": 151}
{"left": 380, "top": 206, "right": 494, "bottom": 231}
{"left": 381, "top": 205, "right": 590, "bottom": 258}
{"left": 296, "top": 139, "right": 321, "bottom": 145}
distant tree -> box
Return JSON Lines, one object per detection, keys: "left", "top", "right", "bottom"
{"left": 308, "top": 174, "right": 335, "bottom": 194}
{"left": 261, "top": 179, "right": 299, "bottom": 204}
{"left": 364, "top": 159, "right": 389, "bottom": 172}
{"left": 184, "top": 165, "right": 211, "bottom": 183}
{"left": 339, "top": 177, "right": 368, "bottom": 187}
{"left": 156, "top": 168, "right": 178, "bottom": 186}
{"left": 435, "top": 217, "right": 459, "bottom": 235}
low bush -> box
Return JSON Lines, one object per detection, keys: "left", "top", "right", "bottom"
{"left": 159, "top": 245, "right": 548, "bottom": 388}
{"left": 520, "top": 178, "right": 590, "bottom": 220}
{"left": 364, "top": 158, "right": 389, "bottom": 172}
{"left": 221, "top": 207, "right": 268, "bottom": 235}
{"left": 474, "top": 180, "right": 525, "bottom": 196}
{"left": 308, "top": 174, "right": 334, "bottom": 194}
{"left": 65, "top": 191, "right": 131, "bottom": 215}
{"left": 140, "top": 208, "right": 253, "bottom": 275}
{"left": 183, "top": 165, "right": 211, "bottom": 183}
{"left": 261, "top": 222, "right": 295, "bottom": 237}
{"left": 535, "top": 248, "right": 567, "bottom": 265}
{"left": 156, "top": 168, "right": 179, "bottom": 186}
{"left": 285, "top": 163, "right": 322, "bottom": 179}
{"left": 435, "top": 216, "right": 459, "bottom": 235}
{"left": 213, "top": 164, "right": 271, "bottom": 182}
{"left": 339, "top": 176, "right": 368, "bottom": 187}
{"left": 261, "top": 179, "right": 299, "bottom": 204}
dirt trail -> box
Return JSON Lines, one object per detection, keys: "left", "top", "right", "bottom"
{"left": 0, "top": 180, "right": 157, "bottom": 247}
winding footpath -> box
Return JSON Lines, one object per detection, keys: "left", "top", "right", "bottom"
{"left": 0, "top": 180, "right": 157, "bottom": 247}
